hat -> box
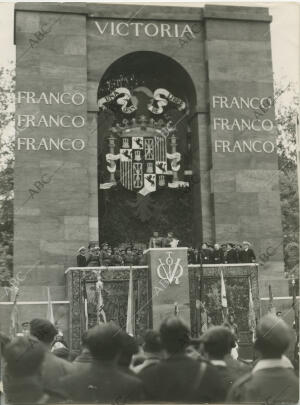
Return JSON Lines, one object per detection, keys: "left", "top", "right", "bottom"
{"left": 4, "top": 336, "right": 45, "bottom": 377}
{"left": 242, "top": 241, "right": 250, "bottom": 245}
{"left": 78, "top": 246, "right": 86, "bottom": 252}
{"left": 255, "top": 314, "right": 291, "bottom": 356}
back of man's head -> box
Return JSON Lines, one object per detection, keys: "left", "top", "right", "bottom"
{"left": 201, "top": 326, "right": 235, "bottom": 359}
{"left": 118, "top": 332, "right": 139, "bottom": 368}
{"left": 143, "top": 330, "right": 162, "bottom": 353}
{"left": 4, "top": 336, "right": 45, "bottom": 377}
{"left": 255, "top": 314, "right": 291, "bottom": 358}
{"left": 160, "top": 317, "right": 190, "bottom": 355}
{"left": 30, "top": 318, "right": 57, "bottom": 346}
{"left": 86, "top": 323, "right": 122, "bottom": 362}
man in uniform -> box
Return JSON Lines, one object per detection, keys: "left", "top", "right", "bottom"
{"left": 227, "top": 314, "right": 299, "bottom": 404}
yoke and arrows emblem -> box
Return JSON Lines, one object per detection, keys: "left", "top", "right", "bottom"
{"left": 157, "top": 252, "right": 184, "bottom": 285}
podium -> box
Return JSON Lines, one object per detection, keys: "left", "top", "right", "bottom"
{"left": 145, "top": 248, "right": 190, "bottom": 329}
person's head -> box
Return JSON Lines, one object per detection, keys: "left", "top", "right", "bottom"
{"left": 126, "top": 247, "right": 132, "bottom": 255}
{"left": 113, "top": 247, "right": 119, "bottom": 254}
{"left": 132, "top": 248, "right": 138, "bottom": 254}
{"left": 201, "top": 243, "right": 207, "bottom": 249}
{"left": 120, "top": 249, "right": 126, "bottom": 256}
{"left": 4, "top": 336, "right": 45, "bottom": 377}
{"left": 101, "top": 242, "right": 108, "bottom": 251}
{"left": 229, "top": 314, "right": 235, "bottom": 323}
{"left": 207, "top": 315, "right": 212, "bottom": 324}
{"left": 85, "top": 323, "right": 123, "bottom": 362}
{"left": 30, "top": 318, "right": 58, "bottom": 347}
{"left": 88, "top": 242, "right": 96, "bottom": 250}
{"left": 167, "top": 232, "right": 173, "bottom": 238}
{"left": 201, "top": 326, "right": 235, "bottom": 360}
{"left": 214, "top": 243, "right": 220, "bottom": 250}
{"left": 227, "top": 243, "right": 234, "bottom": 250}
{"left": 78, "top": 246, "right": 86, "bottom": 255}
{"left": 107, "top": 247, "right": 112, "bottom": 255}
{"left": 254, "top": 314, "right": 291, "bottom": 359}
{"left": 153, "top": 231, "right": 159, "bottom": 238}
{"left": 221, "top": 244, "right": 227, "bottom": 251}
{"left": 143, "top": 330, "right": 163, "bottom": 354}
{"left": 159, "top": 317, "right": 190, "bottom": 355}
{"left": 118, "top": 332, "right": 139, "bottom": 368}
{"left": 243, "top": 241, "right": 250, "bottom": 249}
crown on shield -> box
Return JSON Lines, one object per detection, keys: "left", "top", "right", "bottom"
{"left": 110, "top": 115, "right": 177, "bottom": 137}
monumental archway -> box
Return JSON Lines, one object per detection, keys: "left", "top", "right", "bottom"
{"left": 97, "top": 51, "right": 199, "bottom": 247}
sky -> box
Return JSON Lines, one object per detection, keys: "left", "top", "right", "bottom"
{"left": 0, "top": 1, "right": 299, "bottom": 87}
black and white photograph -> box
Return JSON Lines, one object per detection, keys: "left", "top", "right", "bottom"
{"left": 0, "top": 1, "right": 299, "bottom": 404}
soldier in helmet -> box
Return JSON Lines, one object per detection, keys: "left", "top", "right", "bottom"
{"left": 227, "top": 314, "right": 299, "bottom": 403}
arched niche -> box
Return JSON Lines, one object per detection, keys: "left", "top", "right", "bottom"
{"left": 97, "top": 51, "right": 200, "bottom": 248}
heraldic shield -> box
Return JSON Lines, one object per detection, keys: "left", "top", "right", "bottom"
{"left": 101, "top": 117, "right": 189, "bottom": 196}
{"left": 100, "top": 116, "right": 189, "bottom": 195}
{"left": 120, "top": 132, "right": 168, "bottom": 195}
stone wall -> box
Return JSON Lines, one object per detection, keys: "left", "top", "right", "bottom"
{"left": 9, "top": 3, "right": 286, "bottom": 336}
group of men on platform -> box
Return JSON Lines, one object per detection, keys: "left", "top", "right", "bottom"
{"left": 188, "top": 241, "right": 256, "bottom": 265}
{"left": 77, "top": 237, "right": 256, "bottom": 267}
{"left": 1, "top": 314, "right": 298, "bottom": 404}
{"left": 76, "top": 242, "right": 147, "bottom": 267}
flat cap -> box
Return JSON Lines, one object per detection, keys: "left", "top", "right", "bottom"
{"left": 256, "top": 314, "right": 291, "bottom": 354}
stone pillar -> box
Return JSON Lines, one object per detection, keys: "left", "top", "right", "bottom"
{"left": 14, "top": 9, "right": 93, "bottom": 307}
{"left": 145, "top": 248, "right": 190, "bottom": 328}
{"left": 204, "top": 5, "right": 287, "bottom": 297}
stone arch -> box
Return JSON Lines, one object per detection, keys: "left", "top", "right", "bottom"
{"left": 97, "top": 51, "right": 201, "bottom": 247}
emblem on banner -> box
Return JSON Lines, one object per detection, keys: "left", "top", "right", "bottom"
{"left": 156, "top": 252, "right": 184, "bottom": 285}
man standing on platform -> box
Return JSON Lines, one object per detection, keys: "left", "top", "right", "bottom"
{"left": 225, "top": 243, "right": 239, "bottom": 264}
{"left": 212, "top": 244, "right": 224, "bottom": 264}
{"left": 149, "top": 231, "right": 162, "bottom": 248}
{"left": 200, "top": 243, "right": 212, "bottom": 264}
{"left": 77, "top": 247, "right": 87, "bottom": 267}
{"left": 239, "top": 241, "right": 256, "bottom": 263}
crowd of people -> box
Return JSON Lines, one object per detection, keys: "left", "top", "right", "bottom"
{"left": 76, "top": 238, "right": 256, "bottom": 267}
{"left": 0, "top": 314, "right": 298, "bottom": 404}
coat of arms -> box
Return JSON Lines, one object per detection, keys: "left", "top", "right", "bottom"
{"left": 99, "top": 86, "right": 189, "bottom": 196}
